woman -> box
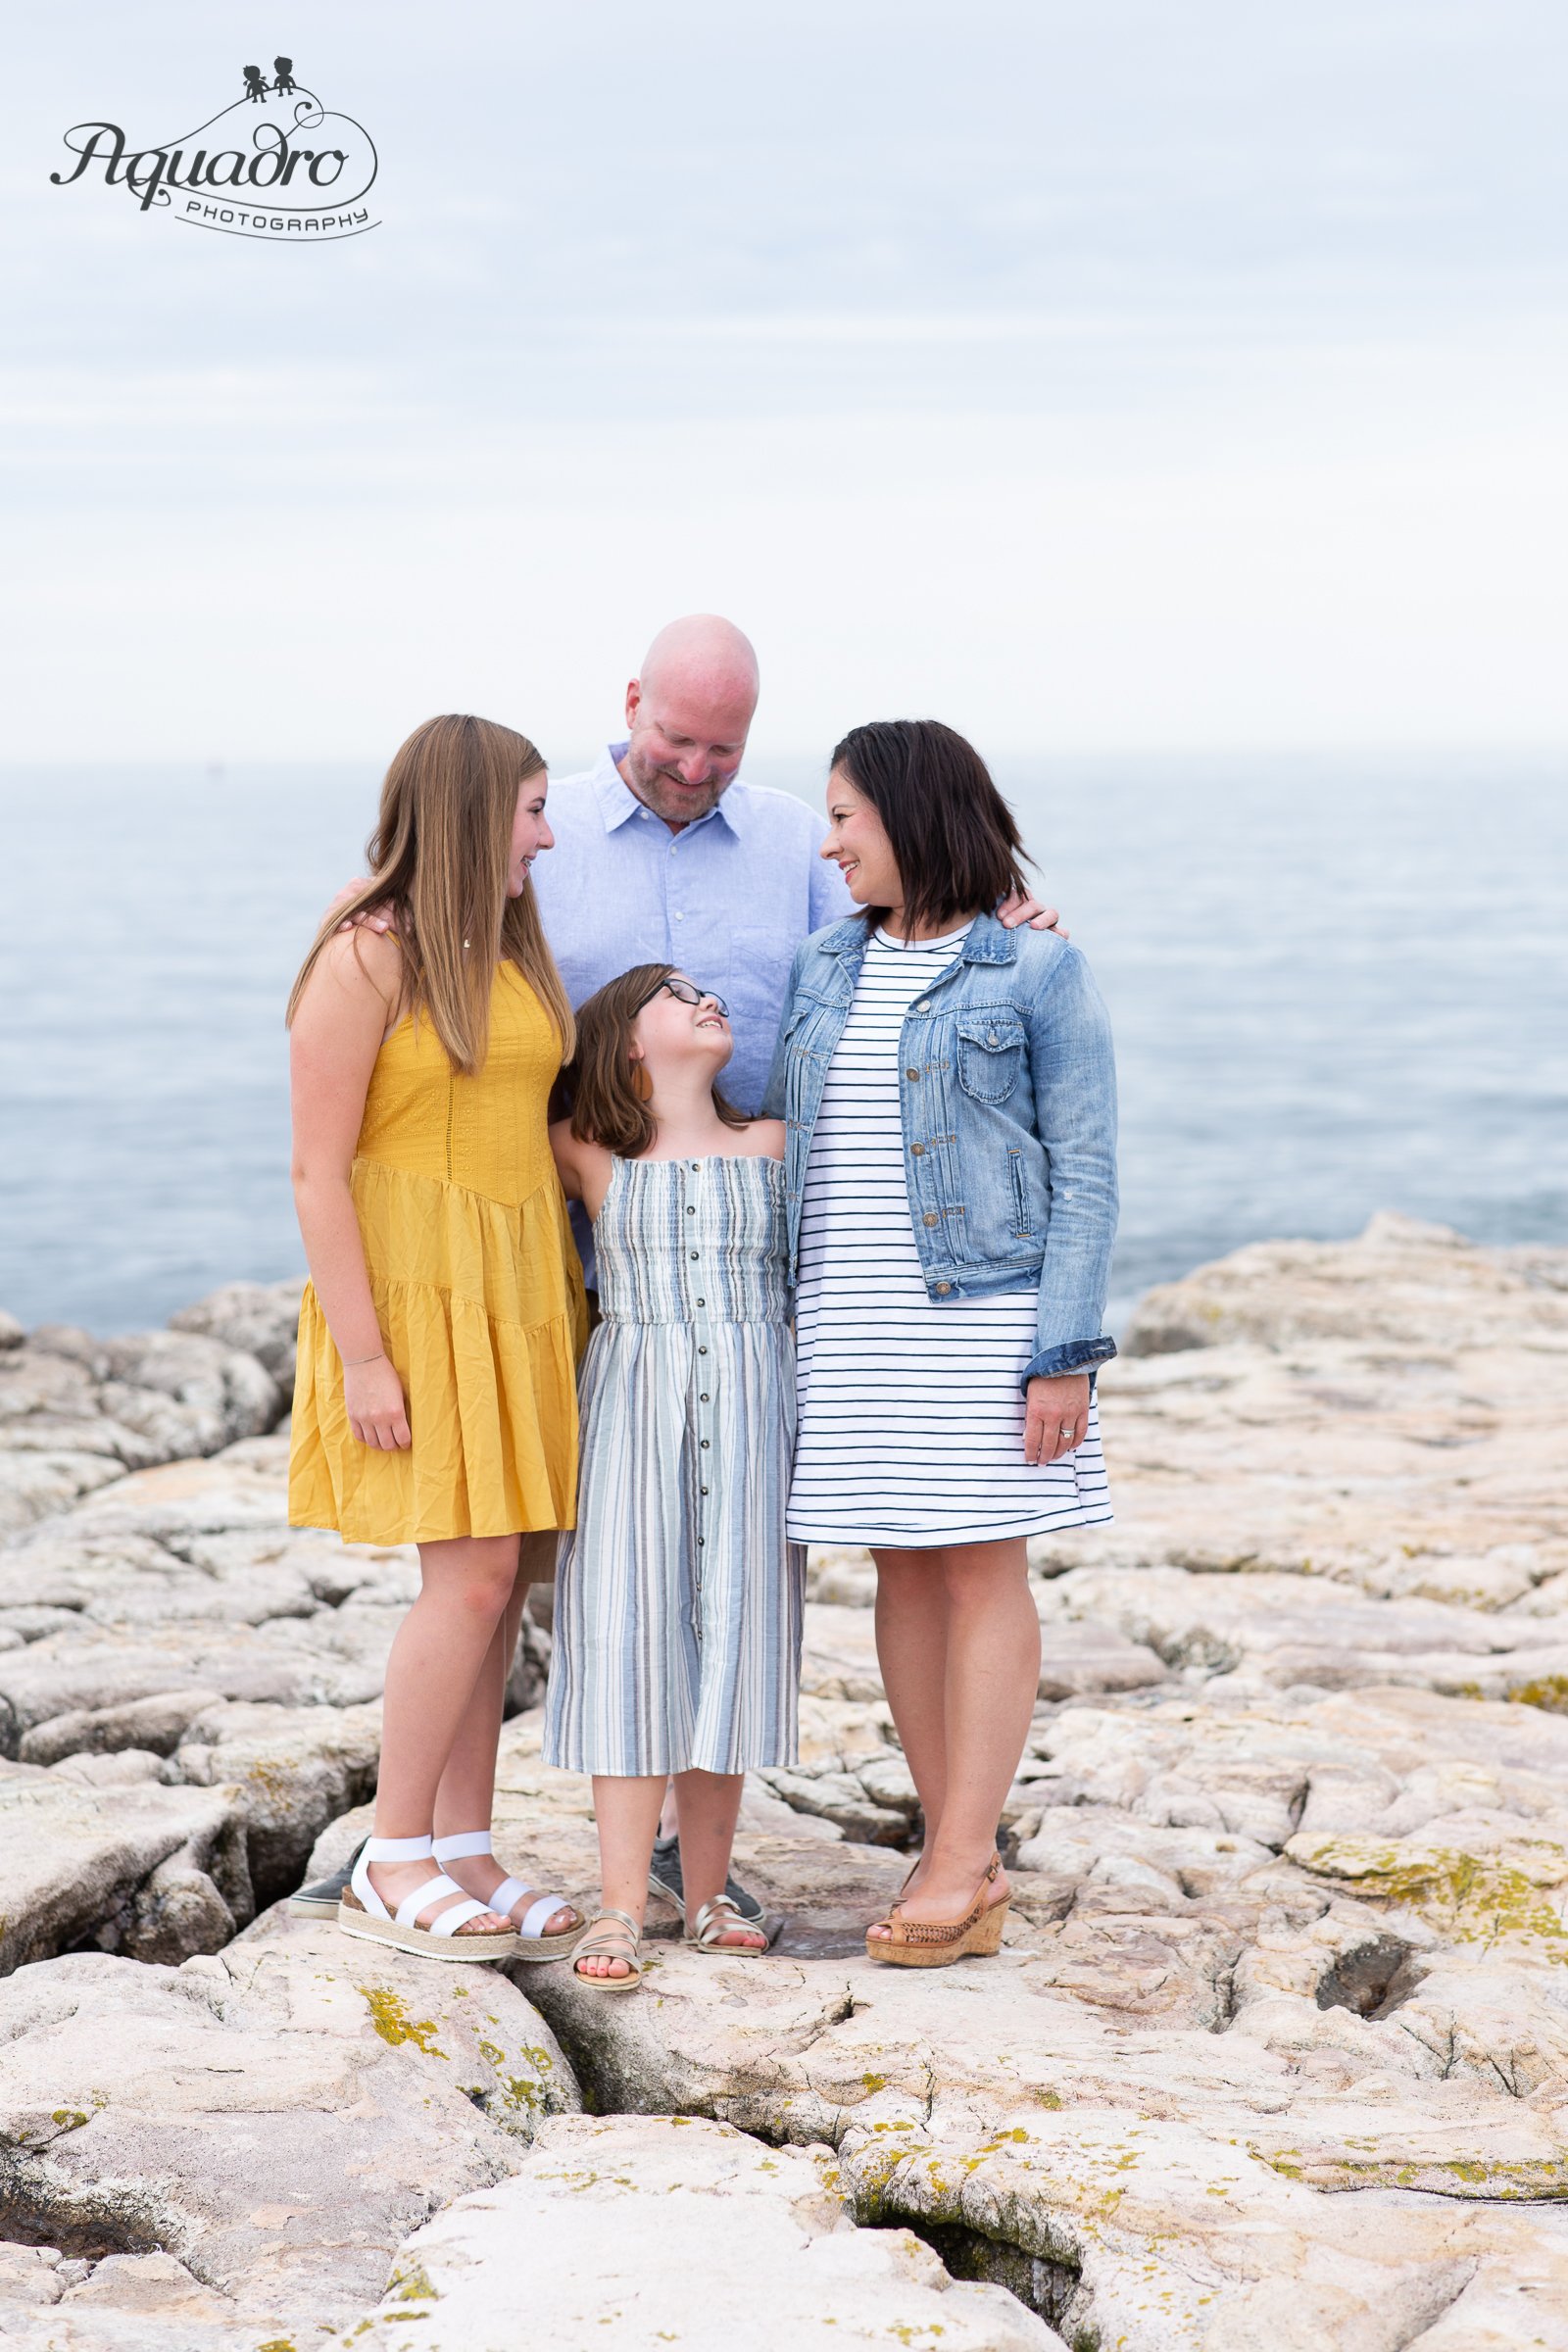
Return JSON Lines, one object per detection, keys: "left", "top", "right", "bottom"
{"left": 546, "top": 965, "right": 801, "bottom": 1989}
{"left": 764, "top": 719, "right": 1117, "bottom": 1968}
{"left": 287, "top": 713, "right": 585, "bottom": 1963}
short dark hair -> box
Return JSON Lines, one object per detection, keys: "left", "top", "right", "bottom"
{"left": 829, "top": 719, "right": 1030, "bottom": 934}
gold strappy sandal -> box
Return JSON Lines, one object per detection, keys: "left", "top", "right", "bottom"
{"left": 685, "top": 1894, "right": 768, "bottom": 1955}
{"left": 570, "top": 1907, "right": 644, "bottom": 1994}
{"left": 865, "top": 1853, "right": 1009, "bottom": 1969}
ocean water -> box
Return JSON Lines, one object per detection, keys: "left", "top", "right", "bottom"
{"left": 2, "top": 754, "right": 1564, "bottom": 1336}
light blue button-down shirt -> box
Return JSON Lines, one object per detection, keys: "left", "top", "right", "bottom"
{"left": 534, "top": 743, "right": 854, "bottom": 1115}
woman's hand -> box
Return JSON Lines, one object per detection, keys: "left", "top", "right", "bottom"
{"left": 344, "top": 1353, "right": 412, "bottom": 1450}
{"left": 1024, "top": 1373, "right": 1090, "bottom": 1464}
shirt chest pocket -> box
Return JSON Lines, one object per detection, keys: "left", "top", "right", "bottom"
{"left": 956, "top": 1013, "right": 1027, "bottom": 1103}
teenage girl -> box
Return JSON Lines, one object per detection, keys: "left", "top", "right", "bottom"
{"left": 288, "top": 713, "right": 586, "bottom": 1963}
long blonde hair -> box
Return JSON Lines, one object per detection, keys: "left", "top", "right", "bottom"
{"left": 286, "top": 713, "right": 575, "bottom": 1072}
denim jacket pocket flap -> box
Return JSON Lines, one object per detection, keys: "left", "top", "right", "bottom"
{"left": 956, "top": 1013, "right": 1027, "bottom": 1102}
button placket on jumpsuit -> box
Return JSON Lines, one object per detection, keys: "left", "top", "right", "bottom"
{"left": 683, "top": 1158, "right": 715, "bottom": 1645}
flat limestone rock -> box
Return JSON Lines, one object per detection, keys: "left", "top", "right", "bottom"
{"left": 0, "top": 1929, "right": 577, "bottom": 2341}
{"left": 341, "top": 2113, "right": 1065, "bottom": 2351}
{"left": 169, "top": 1276, "right": 304, "bottom": 1390}
{"left": 0, "top": 1762, "right": 251, "bottom": 1975}
{"left": 1042, "top": 1562, "right": 1568, "bottom": 1695}
{"left": 1036, "top": 1218, "right": 1568, "bottom": 1606}
{"left": 518, "top": 1929, "right": 1568, "bottom": 2348}
{"left": 4, "top": 1229, "right": 1568, "bottom": 2345}
{"left": 0, "top": 1327, "right": 282, "bottom": 1540}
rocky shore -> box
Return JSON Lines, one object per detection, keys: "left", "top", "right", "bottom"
{"left": 0, "top": 1213, "right": 1565, "bottom": 2348}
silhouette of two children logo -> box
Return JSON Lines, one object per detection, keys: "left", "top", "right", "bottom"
{"left": 242, "top": 58, "right": 298, "bottom": 102}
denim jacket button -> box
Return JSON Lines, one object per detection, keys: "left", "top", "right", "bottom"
{"left": 922, "top": 1211, "right": 940, "bottom": 1228}
{"left": 910, "top": 1143, "right": 924, "bottom": 1158}
{"left": 914, "top": 1000, "right": 929, "bottom": 1011}
{"left": 935, "top": 1280, "right": 952, "bottom": 1295}
{"left": 905, "top": 1066, "right": 920, "bottom": 1082}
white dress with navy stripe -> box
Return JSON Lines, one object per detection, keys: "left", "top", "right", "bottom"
{"left": 787, "top": 925, "right": 1113, "bottom": 1548}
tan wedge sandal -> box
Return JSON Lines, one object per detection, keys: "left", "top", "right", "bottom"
{"left": 570, "top": 1907, "right": 644, "bottom": 1994}
{"left": 865, "top": 1852, "right": 1010, "bottom": 1969}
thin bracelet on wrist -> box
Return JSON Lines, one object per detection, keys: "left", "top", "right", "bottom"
{"left": 345, "top": 1349, "right": 386, "bottom": 1367}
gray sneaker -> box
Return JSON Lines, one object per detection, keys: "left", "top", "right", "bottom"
{"left": 288, "top": 1840, "right": 366, "bottom": 1918}
{"left": 648, "top": 1835, "right": 767, "bottom": 1928}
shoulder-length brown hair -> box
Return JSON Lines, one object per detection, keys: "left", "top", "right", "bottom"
{"left": 564, "top": 963, "right": 750, "bottom": 1158}
{"left": 285, "top": 713, "right": 574, "bottom": 1074}
{"left": 830, "top": 718, "right": 1031, "bottom": 936}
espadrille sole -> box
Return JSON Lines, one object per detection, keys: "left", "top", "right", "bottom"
{"left": 336, "top": 1893, "right": 520, "bottom": 1964}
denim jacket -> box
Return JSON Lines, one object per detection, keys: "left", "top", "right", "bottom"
{"left": 762, "top": 911, "right": 1118, "bottom": 1387}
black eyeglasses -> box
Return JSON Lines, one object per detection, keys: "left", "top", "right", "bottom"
{"left": 635, "top": 977, "right": 729, "bottom": 1018}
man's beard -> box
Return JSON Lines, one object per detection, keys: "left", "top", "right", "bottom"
{"left": 622, "top": 748, "right": 728, "bottom": 826}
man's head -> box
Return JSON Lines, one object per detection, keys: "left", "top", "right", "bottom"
{"left": 618, "top": 614, "right": 760, "bottom": 828}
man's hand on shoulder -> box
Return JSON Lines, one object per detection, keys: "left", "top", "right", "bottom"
{"left": 327, "top": 878, "right": 399, "bottom": 936}
{"left": 998, "top": 891, "right": 1069, "bottom": 939}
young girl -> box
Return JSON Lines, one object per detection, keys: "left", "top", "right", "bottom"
{"left": 545, "top": 964, "right": 804, "bottom": 1990}
{"left": 287, "top": 713, "right": 586, "bottom": 1964}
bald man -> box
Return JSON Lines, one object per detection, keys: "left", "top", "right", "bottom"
{"left": 533, "top": 617, "right": 855, "bottom": 1120}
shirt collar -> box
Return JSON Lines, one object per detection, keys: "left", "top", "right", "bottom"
{"left": 589, "top": 742, "right": 743, "bottom": 838}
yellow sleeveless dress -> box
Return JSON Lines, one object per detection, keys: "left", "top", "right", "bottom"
{"left": 288, "top": 962, "right": 586, "bottom": 1545}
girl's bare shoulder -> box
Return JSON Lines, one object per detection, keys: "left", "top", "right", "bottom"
{"left": 314, "top": 922, "right": 404, "bottom": 999}
{"left": 550, "top": 1119, "right": 612, "bottom": 1173}
{"left": 737, "top": 1117, "right": 786, "bottom": 1161}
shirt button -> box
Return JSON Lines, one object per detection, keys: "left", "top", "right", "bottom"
{"left": 698, "top": 1535, "right": 706, "bottom": 1545}
{"left": 923, "top": 1211, "right": 940, "bottom": 1228}
{"left": 699, "top": 1345, "right": 708, "bottom": 1355}
{"left": 700, "top": 1392, "right": 710, "bottom": 1403}
{"left": 690, "top": 1250, "right": 700, "bottom": 1260}
{"left": 686, "top": 1204, "right": 696, "bottom": 1215}
{"left": 700, "top": 1484, "right": 710, "bottom": 1496}
{"left": 690, "top": 1162, "right": 700, "bottom": 1171}
{"left": 701, "top": 1439, "right": 710, "bottom": 1449}
{"left": 696, "top": 1298, "right": 706, "bottom": 1307}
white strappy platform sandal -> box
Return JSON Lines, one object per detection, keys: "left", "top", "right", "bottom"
{"left": 337, "top": 1834, "right": 520, "bottom": 1963}
{"left": 432, "top": 1832, "right": 583, "bottom": 1961}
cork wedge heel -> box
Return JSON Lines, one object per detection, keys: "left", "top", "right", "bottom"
{"left": 865, "top": 1852, "right": 1009, "bottom": 1969}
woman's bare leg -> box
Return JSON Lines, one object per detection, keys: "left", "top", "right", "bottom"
{"left": 576, "top": 1776, "right": 668, "bottom": 1979}
{"left": 871, "top": 1548, "right": 953, "bottom": 1886}
{"left": 432, "top": 1566, "right": 579, "bottom": 1935}
{"left": 367, "top": 1533, "right": 519, "bottom": 1933}
{"left": 674, "top": 1770, "right": 765, "bottom": 1949}
{"left": 868, "top": 1538, "right": 1039, "bottom": 1936}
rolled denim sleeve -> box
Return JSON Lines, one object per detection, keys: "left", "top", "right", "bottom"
{"left": 1020, "top": 946, "right": 1120, "bottom": 1391}
{"left": 760, "top": 942, "right": 809, "bottom": 1120}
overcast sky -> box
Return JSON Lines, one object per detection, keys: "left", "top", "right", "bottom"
{"left": 5, "top": 1, "right": 1565, "bottom": 761}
